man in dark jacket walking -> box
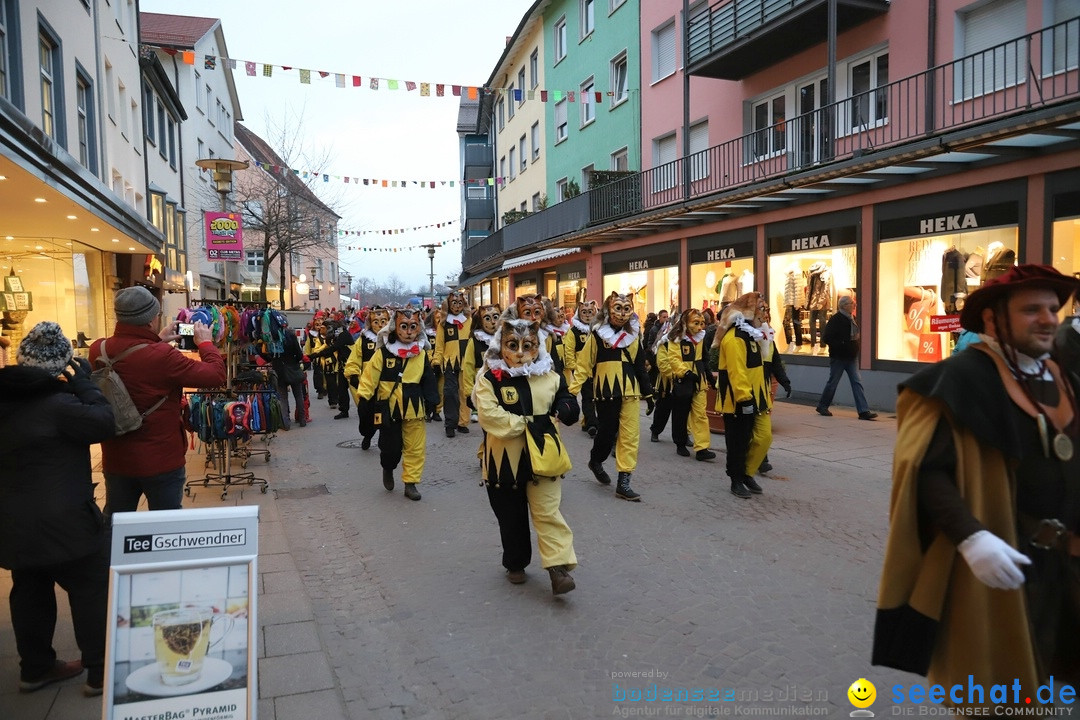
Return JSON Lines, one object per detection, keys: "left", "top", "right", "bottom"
{"left": 815, "top": 296, "right": 877, "bottom": 420}
{"left": 89, "top": 286, "right": 226, "bottom": 521}
{"left": 0, "top": 322, "right": 116, "bottom": 696}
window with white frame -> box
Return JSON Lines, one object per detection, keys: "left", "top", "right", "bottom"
{"left": 849, "top": 51, "right": 888, "bottom": 129}
{"left": 118, "top": 80, "right": 128, "bottom": 136}
{"left": 39, "top": 30, "right": 61, "bottom": 142}
{"left": 194, "top": 70, "right": 203, "bottom": 111}
{"left": 517, "top": 68, "right": 526, "bottom": 103}
{"left": 157, "top": 101, "right": 167, "bottom": 158}
{"left": 197, "top": 138, "right": 204, "bottom": 161}
{"left": 751, "top": 93, "right": 786, "bottom": 158}
{"left": 497, "top": 98, "right": 505, "bottom": 130}
{"left": 519, "top": 135, "right": 527, "bottom": 171}
{"left": 143, "top": 85, "right": 154, "bottom": 141}
{"left": 532, "top": 192, "right": 542, "bottom": 211}
{"left": 580, "top": 77, "right": 595, "bottom": 126}
{"left": 246, "top": 250, "right": 264, "bottom": 270}
{"left": 76, "top": 70, "right": 96, "bottom": 172}
{"left": 611, "top": 147, "right": 628, "bottom": 171}
{"left": 556, "top": 177, "right": 569, "bottom": 202}
{"left": 500, "top": 156, "right": 507, "bottom": 181}
{"left": 105, "top": 60, "right": 115, "bottom": 119}
{"left": 205, "top": 84, "right": 212, "bottom": 120}
{"left": 529, "top": 49, "right": 539, "bottom": 88}
{"left": 555, "top": 99, "right": 568, "bottom": 142}
{"left": 167, "top": 116, "right": 176, "bottom": 168}
{"left": 531, "top": 121, "right": 540, "bottom": 159}
{"left": 611, "top": 51, "right": 628, "bottom": 106}
{"left": 653, "top": 133, "right": 678, "bottom": 190}
{"left": 610, "top": 0, "right": 626, "bottom": 12}
{"left": 509, "top": 146, "right": 517, "bottom": 179}
{"left": 581, "top": 0, "right": 594, "bottom": 38}
{"left": 652, "top": 21, "right": 676, "bottom": 82}
{"left": 508, "top": 84, "right": 516, "bottom": 118}
{"left": 520, "top": 201, "right": 528, "bottom": 212}
{"left": 689, "top": 120, "right": 709, "bottom": 181}
{"left": 1048, "top": 0, "right": 1079, "bottom": 74}
{"left": 957, "top": 0, "right": 1025, "bottom": 99}
{"left": 554, "top": 17, "right": 567, "bottom": 62}
{"left": 581, "top": 163, "right": 594, "bottom": 191}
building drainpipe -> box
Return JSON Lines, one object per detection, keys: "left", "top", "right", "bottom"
{"left": 926, "top": 0, "right": 937, "bottom": 134}
{"left": 682, "top": 0, "right": 691, "bottom": 202}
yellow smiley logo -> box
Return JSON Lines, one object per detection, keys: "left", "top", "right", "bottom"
{"left": 847, "top": 678, "right": 876, "bottom": 709}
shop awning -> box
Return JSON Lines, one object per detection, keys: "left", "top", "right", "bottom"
{"left": 501, "top": 247, "right": 581, "bottom": 271}
{"left": 457, "top": 268, "right": 500, "bottom": 288}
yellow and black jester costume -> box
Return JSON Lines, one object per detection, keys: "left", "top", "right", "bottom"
{"left": 565, "top": 299, "right": 599, "bottom": 436}
{"left": 344, "top": 306, "right": 390, "bottom": 449}
{"left": 357, "top": 308, "right": 439, "bottom": 501}
{"left": 569, "top": 291, "right": 654, "bottom": 501}
{"left": 461, "top": 304, "right": 501, "bottom": 410}
{"left": 659, "top": 309, "right": 715, "bottom": 461}
{"left": 434, "top": 292, "right": 473, "bottom": 437}
{"left": 474, "top": 318, "right": 580, "bottom": 594}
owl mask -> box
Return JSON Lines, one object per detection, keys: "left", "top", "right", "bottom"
{"left": 602, "top": 292, "right": 634, "bottom": 329}
{"left": 391, "top": 308, "right": 422, "bottom": 344}
{"left": 366, "top": 307, "right": 390, "bottom": 335}
{"left": 514, "top": 294, "right": 545, "bottom": 324}
{"left": 575, "top": 300, "right": 598, "bottom": 325}
{"left": 498, "top": 319, "right": 542, "bottom": 368}
{"left": 474, "top": 304, "right": 502, "bottom": 335}
{"left": 444, "top": 291, "right": 467, "bottom": 316}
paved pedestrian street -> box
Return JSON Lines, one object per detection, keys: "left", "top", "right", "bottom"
{"left": 1, "top": 398, "right": 922, "bottom": 720}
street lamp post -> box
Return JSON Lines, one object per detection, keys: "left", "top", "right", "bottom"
{"left": 421, "top": 243, "right": 437, "bottom": 309}
{"left": 195, "top": 158, "right": 249, "bottom": 299}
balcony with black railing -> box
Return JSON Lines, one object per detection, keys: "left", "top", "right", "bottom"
{"left": 686, "top": 0, "right": 890, "bottom": 80}
{"left": 592, "top": 18, "right": 1080, "bottom": 225}
{"left": 462, "top": 228, "right": 504, "bottom": 272}
{"left": 463, "top": 143, "right": 494, "bottom": 178}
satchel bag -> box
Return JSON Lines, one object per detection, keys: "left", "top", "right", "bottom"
{"left": 525, "top": 415, "right": 572, "bottom": 479}
{"left": 672, "top": 373, "right": 697, "bottom": 401}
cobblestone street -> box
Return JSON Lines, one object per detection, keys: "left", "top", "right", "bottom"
{"left": 2, "top": 397, "right": 918, "bottom": 719}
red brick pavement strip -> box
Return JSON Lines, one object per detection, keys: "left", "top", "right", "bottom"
{"left": 0, "top": 395, "right": 915, "bottom": 720}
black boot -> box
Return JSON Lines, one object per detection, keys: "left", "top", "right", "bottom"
{"left": 650, "top": 430, "right": 660, "bottom": 443}
{"left": 382, "top": 468, "right": 394, "bottom": 491}
{"left": 588, "top": 460, "right": 611, "bottom": 485}
{"left": 676, "top": 444, "right": 691, "bottom": 457}
{"left": 403, "top": 483, "right": 421, "bottom": 501}
{"left": 730, "top": 479, "right": 752, "bottom": 499}
{"left": 361, "top": 435, "right": 371, "bottom": 450}
{"left": 742, "top": 476, "right": 763, "bottom": 494}
{"left": 615, "top": 472, "right": 641, "bottom": 502}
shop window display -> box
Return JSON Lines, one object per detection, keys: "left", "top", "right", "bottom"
{"left": 767, "top": 246, "right": 857, "bottom": 355}
{"left": 689, "top": 259, "right": 754, "bottom": 313}
{"left": 557, "top": 277, "right": 585, "bottom": 313}
{"left": 1051, "top": 215, "right": 1080, "bottom": 316}
{"left": 877, "top": 227, "right": 1017, "bottom": 362}
{"left": 602, "top": 267, "right": 678, "bottom": 319}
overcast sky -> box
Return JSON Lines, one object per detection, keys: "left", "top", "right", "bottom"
{"left": 140, "top": 0, "right": 533, "bottom": 292}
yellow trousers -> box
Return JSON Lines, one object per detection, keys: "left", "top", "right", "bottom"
{"left": 593, "top": 399, "right": 642, "bottom": 473}
{"left": 401, "top": 417, "right": 426, "bottom": 484}
{"left": 525, "top": 479, "right": 577, "bottom": 570}
{"left": 690, "top": 390, "right": 710, "bottom": 452}
{"left": 436, "top": 374, "right": 444, "bottom": 412}
{"left": 745, "top": 412, "right": 772, "bottom": 476}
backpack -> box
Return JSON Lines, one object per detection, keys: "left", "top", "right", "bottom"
{"left": 92, "top": 341, "right": 167, "bottom": 436}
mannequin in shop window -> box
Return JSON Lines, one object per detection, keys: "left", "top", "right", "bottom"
{"left": 738, "top": 269, "right": 755, "bottom": 296}
{"left": 941, "top": 246, "right": 965, "bottom": 313}
{"left": 981, "top": 241, "right": 1016, "bottom": 283}
{"left": 782, "top": 263, "right": 804, "bottom": 352}
{"left": 717, "top": 271, "right": 739, "bottom": 308}
{"left": 806, "top": 262, "right": 833, "bottom": 353}
{"left": 965, "top": 246, "right": 985, "bottom": 282}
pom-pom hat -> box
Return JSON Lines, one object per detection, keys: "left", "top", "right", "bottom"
{"left": 16, "top": 321, "right": 72, "bottom": 376}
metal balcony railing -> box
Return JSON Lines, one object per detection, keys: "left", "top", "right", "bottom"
{"left": 590, "top": 18, "right": 1080, "bottom": 226}
{"left": 687, "top": 0, "right": 815, "bottom": 66}
{"left": 463, "top": 229, "right": 504, "bottom": 270}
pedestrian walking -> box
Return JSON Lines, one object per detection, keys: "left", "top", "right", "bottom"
{"left": 474, "top": 318, "right": 580, "bottom": 594}
{"left": 1, "top": 322, "right": 115, "bottom": 697}
{"left": 570, "top": 291, "right": 655, "bottom": 501}
{"left": 814, "top": 296, "right": 878, "bottom": 420}
{"left": 874, "top": 264, "right": 1080, "bottom": 700}
{"left": 89, "top": 286, "right": 226, "bottom": 521}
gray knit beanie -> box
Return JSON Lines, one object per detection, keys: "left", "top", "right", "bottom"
{"left": 115, "top": 286, "right": 161, "bottom": 326}
{"left": 17, "top": 321, "right": 73, "bottom": 376}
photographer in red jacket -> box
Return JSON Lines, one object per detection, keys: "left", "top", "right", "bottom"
{"left": 89, "top": 286, "right": 226, "bottom": 522}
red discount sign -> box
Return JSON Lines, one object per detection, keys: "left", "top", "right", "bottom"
{"left": 929, "top": 314, "right": 963, "bottom": 333}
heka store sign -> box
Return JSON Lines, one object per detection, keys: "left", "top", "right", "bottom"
{"left": 205, "top": 212, "right": 244, "bottom": 262}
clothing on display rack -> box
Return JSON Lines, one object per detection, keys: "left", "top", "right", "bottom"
{"left": 941, "top": 246, "right": 966, "bottom": 313}
{"left": 717, "top": 272, "right": 739, "bottom": 306}
{"left": 737, "top": 269, "right": 755, "bottom": 296}
{"left": 806, "top": 262, "right": 833, "bottom": 347}
{"left": 782, "top": 268, "right": 804, "bottom": 349}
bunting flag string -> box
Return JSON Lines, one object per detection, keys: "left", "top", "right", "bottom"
{"left": 145, "top": 44, "right": 625, "bottom": 103}
{"left": 337, "top": 219, "right": 457, "bottom": 237}
{"left": 341, "top": 237, "right": 459, "bottom": 253}
{"left": 249, "top": 159, "right": 518, "bottom": 190}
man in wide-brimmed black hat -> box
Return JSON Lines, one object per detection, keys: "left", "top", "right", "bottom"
{"left": 873, "top": 264, "right": 1080, "bottom": 705}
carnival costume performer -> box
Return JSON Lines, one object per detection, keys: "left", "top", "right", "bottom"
{"left": 356, "top": 307, "right": 439, "bottom": 501}
{"left": 874, "top": 265, "right": 1080, "bottom": 701}
{"left": 660, "top": 309, "right": 716, "bottom": 461}
{"left": 570, "top": 291, "right": 655, "bottom": 501}
{"left": 473, "top": 317, "right": 580, "bottom": 594}
{"left": 710, "top": 293, "right": 771, "bottom": 499}
{"left": 565, "top": 299, "right": 599, "bottom": 436}
{"left": 345, "top": 306, "right": 390, "bottom": 449}
{"left": 303, "top": 317, "right": 327, "bottom": 399}
{"left": 462, "top": 304, "right": 502, "bottom": 408}
{"left": 434, "top": 292, "right": 472, "bottom": 437}
{"left": 648, "top": 314, "right": 676, "bottom": 444}
{"left": 425, "top": 308, "right": 443, "bottom": 421}
{"left": 541, "top": 297, "right": 570, "bottom": 375}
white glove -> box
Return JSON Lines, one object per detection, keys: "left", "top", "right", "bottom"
{"left": 957, "top": 530, "right": 1031, "bottom": 590}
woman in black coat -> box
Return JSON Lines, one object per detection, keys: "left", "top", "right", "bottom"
{"left": 0, "top": 322, "right": 115, "bottom": 696}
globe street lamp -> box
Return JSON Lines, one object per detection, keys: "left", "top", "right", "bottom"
{"left": 195, "top": 157, "right": 249, "bottom": 299}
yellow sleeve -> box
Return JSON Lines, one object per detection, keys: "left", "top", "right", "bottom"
{"left": 722, "top": 333, "right": 753, "bottom": 404}
{"left": 357, "top": 349, "right": 384, "bottom": 401}
{"left": 568, "top": 332, "right": 596, "bottom": 396}
{"left": 656, "top": 341, "right": 673, "bottom": 379}
{"left": 563, "top": 332, "right": 577, "bottom": 375}
{"left": 461, "top": 338, "right": 477, "bottom": 393}
{"left": 668, "top": 340, "right": 694, "bottom": 378}
{"left": 433, "top": 325, "right": 445, "bottom": 367}
{"left": 475, "top": 373, "right": 527, "bottom": 440}
{"left": 343, "top": 339, "right": 364, "bottom": 378}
